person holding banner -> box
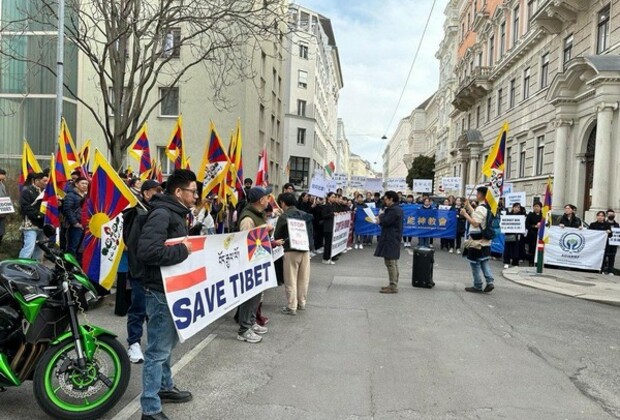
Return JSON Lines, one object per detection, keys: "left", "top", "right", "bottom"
{"left": 525, "top": 202, "right": 543, "bottom": 266}
{"left": 606, "top": 209, "right": 619, "bottom": 275}
{"left": 321, "top": 192, "right": 337, "bottom": 265}
{"left": 374, "top": 191, "right": 404, "bottom": 294}
{"left": 137, "top": 169, "right": 196, "bottom": 420}
{"left": 460, "top": 187, "right": 495, "bottom": 294}
{"left": 502, "top": 202, "right": 525, "bottom": 269}
{"left": 274, "top": 193, "right": 311, "bottom": 315}
{"left": 589, "top": 211, "right": 613, "bottom": 274}
{"left": 559, "top": 204, "right": 582, "bottom": 229}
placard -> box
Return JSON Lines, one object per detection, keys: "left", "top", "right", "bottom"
{"left": 333, "top": 173, "right": 348, "bottom": 188}
{"left": 331, "top": 212, "right": 351, "bottom": 255}
{"left": 349, "top": 176, "right": 366, "bottom": 189}
{"left": 364, "top": 178, "right": 383, "bottom": 192}
{"left": 0, "top": 197, "right": 15, "bottom": 214}
{"left": 413, "top": 179, "right": 432, "bottom": 193}
{"left": 386, "top": 177, "right": 407, "bottom": 191}
{"left": 287, "top": 218, "right": 310, "bottom": 251}
{"left": 500, "top": 215, "right": 526, "bottom": 234}
{"left": 326, "top": 179, "right": 338, "bottom": 192}
{"left": 504, "top": 192, "right": 527, "bottom": 208}
{"left": 441, "top": 177, "right": 462, "bottom": 191}
{"left": 609, "top": 227, "right": 620, "bottom": 247}
{"left": 503, "top": 183, "right": 514, "bottom": 195}
{"left": 544, "top": 227, "right": 607, "bottom": 270}
{"left": 308, "top": 174, "right": 327, "bottom": 197}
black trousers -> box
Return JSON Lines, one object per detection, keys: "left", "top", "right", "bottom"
{"left": 503, "top": 240, "right": 520, "bottom": 266}
{"left": 323, "top": 231, "right": 333, "bottom": 260}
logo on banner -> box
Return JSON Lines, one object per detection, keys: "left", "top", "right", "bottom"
{"left": 247, "top": 227, "right": 272, "bottom": 260}
{"left": 559, "top": 232, "right": 585, "bottom": 254}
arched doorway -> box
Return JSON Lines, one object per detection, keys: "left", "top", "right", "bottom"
{"left": 583, "top": 125, "right": 596, "bottom": 212}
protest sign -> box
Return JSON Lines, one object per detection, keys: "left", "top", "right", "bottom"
{"left": 287, "top": 218, "right": 310, "bottom": 251}
{"left": 355, "top": 205, "right": 456, "bottom": 238}
{"left": 333, "top": 173, "right": 348, "bottom": 188}
{"left": 504, "top": 192, "right": 527, "bottom": 208}
{"left": 332, "top": 212, "right": 351, "bottom": 255}
{"left": 364, "top": 178, "right": 383, "bottom": 192}
{"left": 544, "top": 227, "right": 607, "bottom": 270}
{"left": 502, "top": 183, "right": 514, "bottom": 194}
{"left": 349, "top": 176, "right": 366, "bottom": 189}
{"left": 610, "top": 227, "right": 620, "bottom": 247}
{"left": 161, "top": 227, "right": 278, "bottom": 342}
{"left": 413, "top": 179, "right": 433, "bottom": 193}
{"left": 500, "top": 215, "right": 526, "bottom": 234}
{"left": 326, "top": 179, "right": 338, "bottom": 192}
{"left": 0, "top": 197, "right": 15, "bottom": 214}
{"left": 308, "top": 174, "right": 327, "bottom": 197}
{"left": 386, "top": 177, "right": 407, "bottom": 191}
{"left": 441, "top": 177, "right": 461, "bottom": 191}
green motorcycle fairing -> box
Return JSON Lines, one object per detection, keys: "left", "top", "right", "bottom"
{"left": 14, "top": 293, "right": 46, "bottom": 324}
{"left": 51, "top": 325, "right": 117, "bottom": 361}
{"left": 0, "top": 353, "right": 20, "bottom": 387}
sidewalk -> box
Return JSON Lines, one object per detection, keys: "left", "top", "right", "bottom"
{"left": 503, "top": 266, "right": 620, "bottom": 306}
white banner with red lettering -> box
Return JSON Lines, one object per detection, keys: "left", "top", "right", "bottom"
{"left": 332, "top": 212, "right": 351, "bottom": 256}
{"left": 160, "top": 227, "right": 277, "bottom": 343}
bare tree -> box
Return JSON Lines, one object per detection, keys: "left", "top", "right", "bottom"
{"left": 1, "top": 0, "right": 289, "bottom": 167}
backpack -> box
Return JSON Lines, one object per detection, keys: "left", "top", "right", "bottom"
{"left": 481, "top": 204, "right": 496, "bottom": 240}
{"left": 123, "top": 205, "right": 150, "bottom": 278}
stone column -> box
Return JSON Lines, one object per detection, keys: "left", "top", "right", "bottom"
{"left": 468, "top": 147, "right": 481, "bottom": 187}
{"left": 591, "top": 102, "right": 619, "bottom": 212}
{"left": 552, "top": 119, "right": 573, "bottom": 209}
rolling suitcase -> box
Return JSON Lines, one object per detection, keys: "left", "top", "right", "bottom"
{"left": 412, "top": 246, "right": 435, "bottom": 288}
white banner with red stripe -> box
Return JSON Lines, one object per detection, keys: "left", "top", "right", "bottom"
{"left": 160, "top": 227, "right": 278, "bottom": 342}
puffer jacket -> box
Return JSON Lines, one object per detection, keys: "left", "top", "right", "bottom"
{"left": 62, "top": 188, "right": 85, "bottom": 227}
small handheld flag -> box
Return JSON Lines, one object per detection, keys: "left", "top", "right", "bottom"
{"left": 41, "top": 154, "right": 60, "bottom": 229}
{"left": 198, "top": 121, "right": 230, "bottom": 199}
{"left": 481, "top": 122, "right": 508, "bottom": 215}
{"left": 19, "top": 140, "right": 42, "bottom": 187}
{"left": 129, "top": 123, "right": 153, "bottom": 179}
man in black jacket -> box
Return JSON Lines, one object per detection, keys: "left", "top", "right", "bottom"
{"left": 137, "top": 170, "right": 195, "bottom": 420}
{"left": 321, "top": 192, "right": 336, "bottom": 265}
{"left": 18, "top": 172, "right": 48, "bottom": 260}
{"left": 374, "top": 191, "right": 404, "bottom": 294}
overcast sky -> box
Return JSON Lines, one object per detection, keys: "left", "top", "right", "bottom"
{"left": 296, "top": 0, "right": 449, "bottom": 172}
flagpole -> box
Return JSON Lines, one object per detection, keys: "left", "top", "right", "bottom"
{"left": 55, "top": 0, "right": 65, "bottom": 138}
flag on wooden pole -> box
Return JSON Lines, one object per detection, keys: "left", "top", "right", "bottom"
{"left": 481, "top": 122, "right": 508, "bottom": 215}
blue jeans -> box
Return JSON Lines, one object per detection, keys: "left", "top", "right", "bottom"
{"left": 418, "top": 237, "right": 431, "bottom": 248}
{"left": 66, "top": 226, "right": 83, "bottom": 254}
{"left": 469, "top": 258, "right": 494, "bottom": 290}
{"left": 127, "top": 277, "right": 146, "bottom": 345}
{"left": 141, "top": 289, "right": 178, "bottom": 415}
{"left": 19, "top": 228, "right": 44, "bottom": 260}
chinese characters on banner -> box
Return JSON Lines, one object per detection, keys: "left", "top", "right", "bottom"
{"left": 441, "top": 177, "right": 462, "bottom": 191}
{"left": 331, "top": 212, "right": 351, "bottom": 255}
{"left": 355, "top": 205, "right": 456, "bottom": 238}
{"left": 386, "top": 177, "right": 407, "bottom": 191}
{"left": 413, "top": 179, "right": 433, "bottom": 193}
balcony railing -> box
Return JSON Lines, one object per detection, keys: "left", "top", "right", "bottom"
{"left": 452, "top": 66, "right": 492, "bottom": 111}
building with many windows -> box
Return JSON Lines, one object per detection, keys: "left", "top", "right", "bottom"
{"left": 283, "top": 4, "right": 343, "bottom": 190}
{"left": 449, "top": 0, "right": 620, "bottom": 219}
{"left": 382, "top": 117, "right": 411, "bottom": 184}
{"left": 349, "top": 153, "right": 376, "bottom": 179}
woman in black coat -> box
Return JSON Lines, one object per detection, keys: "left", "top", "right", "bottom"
{"left": 502, "top": 203, "right": 526, "bottom": 268}
{"left": 559, "top": 204, "right": 582, "bottom": 228}
{"left": 589, "top": 211, "right": 612, "bottom": 274}
{"left": 525, "top": 202, "right": 543, "bottom": 266}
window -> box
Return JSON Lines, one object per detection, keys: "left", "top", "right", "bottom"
{"left": 597, "top": 5, "right": 610, "bottom": 54}
{"left": 500, "top": 21, "right": 506, "bottom": 56}
{"left": 296, "top": 128, "right": 306, "bottom": 145}
{"left": 289, "top": 156, "right": 310, "bottom": 188}
{"left": 489, "top": 34, "right": 495, "bottom": 66}
{"left": 512, "top": 5, "right": 520, "bottom": 46}
{"left": 519, "top": 142, "right": 526, "bottom": 178}
{"left": 509, "top": 79, "right": 516, "bottom": 108}
{"left": 461, "top": 22, "right": 465, "bottom": 40}
{"left": 157, "top": 146, "right": 173, "bottom": 175}
{"left": 523, "top": 67, "right": 531, "bottom": 99}
{"left": 467, "top": 113, "right": 472, "bottom": 130}
{"left": 497, "top": 88, "right": 503, "bottom": 115}
{"left": 506, "top": 147, "right": 512, "bottom": 180}
{"left": 536, "top": 136, "right": 545, "bottom": 175}
{"left": 298, "top": 70, "right": 308, "bottom": 88}
{"left": 476, "top": 105, "right": 481, "bottom": 128}
{"left": 108, "top": 86, "right": 129, "bottom": 117}
{"left": 159, "top": 87, "right": 179, "bottom": 117}
{"left": 563, "top": 34, "right": 573, "bottom": 69}
{"left": 299, "top": 44, "right": 308, "bottom": 59}
{"left": 461, "top": 117, "right": 466, "bottom": 134}
{"left": 527, "top": 0, "right": 535, "bottom": 31}
{"left": 297, "top": 100, "right": 307, "bottom": 116}
{"left": 162, "top": 28, "right": 181, "bottom": 58}
{"left": 540, "top": 53, "right": 550, "bottom": 88}
{"left": 487, "top": 96, "right": 492, "bottom": 121}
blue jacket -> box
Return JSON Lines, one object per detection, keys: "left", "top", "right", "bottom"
{"left": 62, "top": 189, "right": 85, "bottom": 226}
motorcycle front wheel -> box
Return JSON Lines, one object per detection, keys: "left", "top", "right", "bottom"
{"left": 33, "top": 334, "right": 130, "bottom": 420}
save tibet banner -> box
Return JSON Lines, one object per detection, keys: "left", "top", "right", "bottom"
{"left": 160, "top": 227, "right": 277, "bottom": 343}
{"left": 354, "top": 205, "right": 457, "bottom": 238}
{"left": 544, "top": 226, "right": 607, "bottom": 270}
{"left": 332, "top": 212, "right": 351, "bottom": 255}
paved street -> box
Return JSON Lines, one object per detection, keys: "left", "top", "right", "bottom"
{"left": 1, "top": 246, "right": 619, "bottom": 420}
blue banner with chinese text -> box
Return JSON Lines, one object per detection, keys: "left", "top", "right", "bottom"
{"left": 354, "top": 205, "right": 457, "bottom": 238}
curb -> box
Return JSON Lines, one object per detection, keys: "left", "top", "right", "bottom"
{"left": 502, "top": 270, "right": 620, "bottom": 307}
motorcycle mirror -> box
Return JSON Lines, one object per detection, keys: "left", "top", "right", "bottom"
{"left": 43, "top": 225, "right": 56, "bottom": 238}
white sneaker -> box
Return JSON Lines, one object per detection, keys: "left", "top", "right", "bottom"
{"left": 354, "top": 244, "right": 358, "bottom": 249}
{"left": 127, "top": 342, "right": 144, "bottom": 364}
{"left": 449, "top": 248, "right": 454, "bottom": 254}
{"left": 316, "top": 247, "right": 324, "bottom": 254}
{"left": 359, "top": 244, "right": 364, "bottom": 250}
{"left": 237, "top": 329, "right": 263, "bottom": 343}
{"left": 322, "top": 259, "right": 335, "bottom": 265}
{"left": 457, "top": 249, "right": 461, "bottom": 255}
{"left": 503, "top": 264, "right": 510, "bottom": 269}
{"left": 251, "top": 323, "right": 268, "bottom": 335}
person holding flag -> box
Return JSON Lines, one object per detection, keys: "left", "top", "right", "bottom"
{"left": 18, "top": 172, "right": 48, "bottom": 260}
{"left": 18, "top": 140, "right": 42, "bottom": 188}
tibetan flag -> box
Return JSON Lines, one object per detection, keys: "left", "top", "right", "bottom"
{"left": 538, "top": 177, "right": 553, "bottom": 243}
{"left": 255, "top": 147, "right": 268, "bottom": 187}
{"left": 78, "top": 139, "right": 91, "bottom": 178}
{"left": 129, "top": 123, "right": 153, "bottom": 179}
{"left": 82, "top": 149, "right": 138, "bottom": 290}
{"left": 19, "top": 140, "right": 42, "bottom": 187}
{"left": 58, "top": 118, "right": 80, "bottom": 171}
{"left": 481, "top": 122, "right": 508, "bottom": 215}
{"left": 41, "top": 154, "right": 60, "bottom": 229}
{"left": 198, "top": 121, "right": 230, "bottom": 200}
{"left": 324, "top": 161, "right": 335, "bottom": 177}
{"left": 166, "top": 116, "right": 185, "bottom": 170}
{"left": 227, "top": 120, "right": 244, "bottom": 205}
